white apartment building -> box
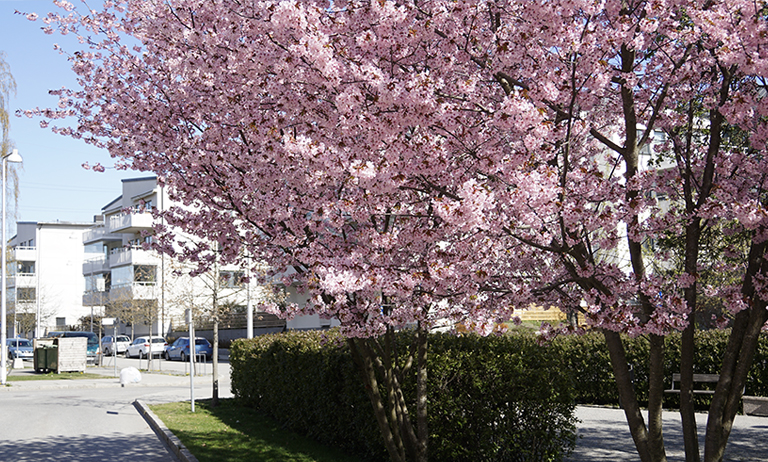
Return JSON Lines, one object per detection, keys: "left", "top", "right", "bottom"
{"left": 82, "top": 177, "right": 162, "bottom": 337}
{"left": 83, "top": 176, "right": 335, "bottom": 340}
{"left": 7, "top": 221, "right": 94, "bottom": 338}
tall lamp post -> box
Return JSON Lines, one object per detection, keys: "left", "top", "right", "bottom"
{"left": 1, "top": 148, "right": 22, "bottom": 386}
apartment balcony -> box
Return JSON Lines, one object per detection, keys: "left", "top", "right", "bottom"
{"left": 83, "top": 225, "right": 123, "bottom": 244}
{"left": 108, "top": 212, "right": 154, "bottom": 234}
{"left": 83, "top": 290, "right": 109, "bottom": 307}
{"left": 109, "top": 246, "right": 159, "bottom": 268}
{"left": 11, "top": 246, "right": 36, "bottom": 262}
{"left": 7, "top": 273, "right": 37, "bottom": 289}
{"left": 83, "top": 255, "right": 110, "bottom": 275}
{"left": 109, "top": 282, "right": 158, "bottom": 302}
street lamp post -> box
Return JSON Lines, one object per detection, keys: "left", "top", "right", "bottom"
{"left": 1, "top": 148, "right": 22, "bottom": 386}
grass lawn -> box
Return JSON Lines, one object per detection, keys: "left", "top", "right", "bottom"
{"left": 150, "top": 399, "right": 365, "bottom": 462}
{"left": 6, "top": 371, "right": 110, "bottom": 381}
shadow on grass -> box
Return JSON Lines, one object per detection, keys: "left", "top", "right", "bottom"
{"left": 153, "top": 399, "right": 365, "bottom": 462}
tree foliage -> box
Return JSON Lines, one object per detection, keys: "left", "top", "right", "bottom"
{"left": 24, "top": 1, "right": 768, "bottom": 461}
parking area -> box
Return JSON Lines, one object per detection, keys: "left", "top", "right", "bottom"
{"left": 98, "top": 351, "right": 226, "bottom": 376}
{"left": 0, "top": 354, "right": 233, "bottom": 462}
{"left": 7, "top": 348, "right": 228, "bottom": 379}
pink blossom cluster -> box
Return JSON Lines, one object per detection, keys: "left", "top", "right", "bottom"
{"left": 23, "top": 0, "right": 768, "bottom": 338}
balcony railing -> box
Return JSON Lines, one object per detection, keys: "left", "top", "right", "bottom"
{"left": 107, "top": 212, "right": 154, "bottom": 234}
{"left": 109, "top": 246, "right": 159, "bottom": 267}
{"left": 8, "top": 273, "right": 37, "bottom": 288}
{"left": 83, "top": 255, "right": 109, "bottom": 275}
{"left": 83, "top": 290, "right": 109, "bottom": 307}
{"left": 109, "top": 281, "right": 158, "bottom": 302}
{"left": 11, "top": 246, "right": 36, "bottom": 262}
{"left": 83, "top": 226, "right": 122, "bottom": 244}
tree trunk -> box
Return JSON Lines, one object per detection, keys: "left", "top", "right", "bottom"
{"left": 349, "top": 337, "right": 406, "bottom": 462}
{"left": 704, "top": 306, "right": 766, "bottom": 462}
{"left": 704, "top": 240, "right": 768, "bottom": 462}
{"left": 348, "top": 327, "right": 428, "bottom": 462}
{"left": 415, "top": 325, "right": 428, "bottom": 462}
{"left": 647, "top": 334, "right": 667, "bottom": 462}
{"left": 604, "top": 329, "right": 664, "bottom": 462}
{"left": 680, "top": 322, "right": 699, "bottom": 462}
{"left": 680, "top": 217, "right": 702, "bottom": 462}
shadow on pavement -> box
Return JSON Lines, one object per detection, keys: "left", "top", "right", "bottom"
{"left": 0, "top": 432, "right": 172, "bottom": 462}
{"left": 569, "top": 406, "right": 768, "bottom": 461}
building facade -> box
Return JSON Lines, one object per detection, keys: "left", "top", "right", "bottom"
{"left": 8, "top": 221, "right": 94, "bottom": 338}
{"left": 82, "top": 176, "right": 334, "bottom": 340}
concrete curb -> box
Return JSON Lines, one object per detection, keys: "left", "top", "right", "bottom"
{"left": 0, "top": 378, "right": 199, "bottom": 391}
{"left": 135, "top": 399, "right": 199, "bottom": 462}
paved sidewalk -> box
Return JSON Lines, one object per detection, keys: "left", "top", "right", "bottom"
{"left": 2, "top": 355, "right": 229, "bottom": 391}
{"left": 2, "top": 367, "right": 215, "bottom": 391}
{"left": 569, "top": 405, "right": 768, "bottom": 461}
{"left": 0, "top": 359, "right": 232, "bottom": 462}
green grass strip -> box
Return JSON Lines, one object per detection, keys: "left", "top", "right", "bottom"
{"left": 7, "top": 372, "right": 110, "bottom": 381}
{"left": 150, "top": 399, "right": 364, "bottom": 462}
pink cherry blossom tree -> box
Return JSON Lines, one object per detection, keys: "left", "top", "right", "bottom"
{"left": 24, "top": 0, "right": 768, "bottom": 461}
{"left": 24, "top": 1, "right": 518, "bottom": 459}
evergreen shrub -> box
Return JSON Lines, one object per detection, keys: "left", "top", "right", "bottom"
{"left": 552, "top": 329, "right": 768, "bottom": 408}
{"left": 230, "top": 329, "right": 578, "bottom": 462}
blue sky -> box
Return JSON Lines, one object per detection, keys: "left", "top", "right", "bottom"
{"left": 0, "top": 0, "right": 138, "bottom": 229}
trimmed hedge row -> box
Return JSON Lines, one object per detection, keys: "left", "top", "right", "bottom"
{"left": 554, "top": 329, "right": 768, "bottom": 407}
{"left": 230, "top": 330, "right": 577, "bottom": 462}
{"left": 229, "top": 328, "right": 768, "bottom": 460}
{"left": 230, "top": 330, "right": 383, "bottom": 459}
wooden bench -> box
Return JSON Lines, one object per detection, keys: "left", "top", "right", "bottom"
{"left": 665, "top": 373, "right": 720, "bottom": 395}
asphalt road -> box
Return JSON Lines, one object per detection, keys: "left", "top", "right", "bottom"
{"left": 568, "top": 405, "right": 768, "bottom": 461}
{"left": 4, "top": 357, "right": 768, "bottom": 462}
{"left": 0, "top": 356, "right": 232, "bottom": 461}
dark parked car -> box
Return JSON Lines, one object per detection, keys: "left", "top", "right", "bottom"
{"left": 6, "top": 338, "right": 33, "bottom": 360}
{"left": 164, "top": 337, "right": 213, "bottom": 361}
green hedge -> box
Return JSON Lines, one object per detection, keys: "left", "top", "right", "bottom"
{"left": 229, "top": 329, "right": 768, "bottom": 461}
{"left": 553, "top": 329, "right": 768, "bottom": 407}
{"left": 426, "top": 333, "right": 576, "bottom": 461}
{"left": 230, "top": 330, "right": 384, "bottom": 459}
{"left": 230, "top": 330, "right": 577, "bottom": 462}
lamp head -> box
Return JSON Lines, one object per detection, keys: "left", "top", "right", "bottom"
{"left": 4, "top": 149, "right": 22, "bottom": 163}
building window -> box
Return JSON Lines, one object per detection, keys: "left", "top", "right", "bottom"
{"left": 17, "top": 261, "right": 35, "bottom": 274}
{"left": 112, "top": 265, "right": 157, "bottom": 286}
{"left": 134, "top": 265, "right": 157, "bottom": 284}
{"left": 219, "top": 271, "right": 245, "bottom": 288}
{"left": 112, "top": 266, "right": 133, "bottom": 286}
{"left": 17, "top": 288, "right": 36, "bottom": 302}
{"left": 56, "top": 317, "right": 66, "bottom": 326}
{"left": 129, "top": 236, "right": 153, "bottom": 247}
{"left": 85, "top": 275, "right": 106, "bottom": 292}
{"left": 135, "top": 199, "right": 153, "bottom": 212}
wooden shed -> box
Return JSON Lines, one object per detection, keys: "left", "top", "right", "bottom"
{"left": 33, "top": 337, "right": 87, "bottom": 373}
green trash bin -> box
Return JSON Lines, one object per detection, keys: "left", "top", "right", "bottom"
{"left": 33, "top": 345, "right": 58, "bottom": 373}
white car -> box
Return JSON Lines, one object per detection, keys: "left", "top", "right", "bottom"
{"left": 102, "top": 335, "right": 131, "bottom": 356}
{"left": 125, "top": 337, "right": 168, "bottom": 359}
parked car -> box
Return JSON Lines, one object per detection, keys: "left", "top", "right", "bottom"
{"left": 101, "top": 335, "right": 131, "bottom": 356}
{"left": 47, "top": 331, "right": 100, "bottom": 364}
{"left": 125, "top": 337, "right": 168, "bottom": 359}
{"left": 6, "top": 338, "right": 33, "bottom": 360}
{"left": 164, "top": 337, "right": 213, "bottom": 362}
